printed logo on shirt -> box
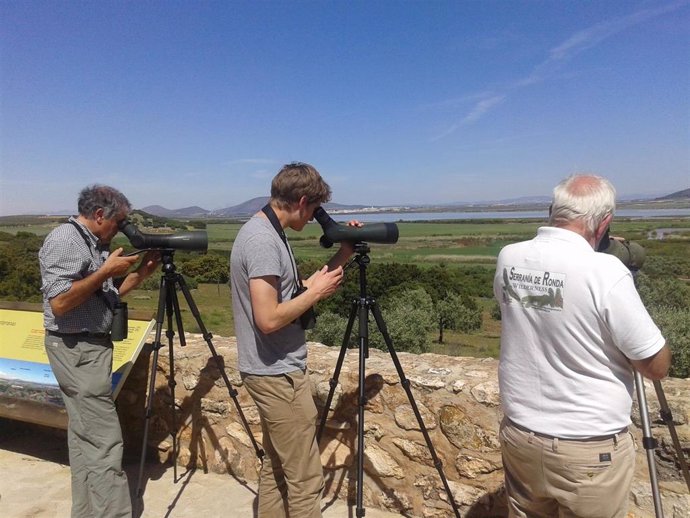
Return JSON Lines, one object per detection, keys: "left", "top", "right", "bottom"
{"left": 500, "top": 266, "right": 565, "bottom": 312}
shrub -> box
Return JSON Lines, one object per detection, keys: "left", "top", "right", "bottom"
{"left": 308, "top": 311, "right": 348, "bottom": 348}
{"left": 435, "top": 293, "right": 482, "bottom": 343}
{"left": 370, "top": 287, "right": 435, "bottom": 353}
{"left": 649, "top": 307, "right": 690, "bottom": 379}
{"left": 310, "top": 286, "right": 435, "bottom": 354}
{"left": 636, "top": 273, "right": 690, "bottom": 311}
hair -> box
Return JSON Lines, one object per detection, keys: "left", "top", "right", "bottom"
{"left": 77, "top": 184, "right": 132, "bottom": 219}
{"left": 270, "top": 162, "right": 332, "bottom": 209}
{"left": 548, "top": 174, "right": 616, "bottom": 235}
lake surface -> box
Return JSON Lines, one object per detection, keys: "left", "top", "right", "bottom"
{"left": 328, "top": 208, "right": 690, "bottom": 223}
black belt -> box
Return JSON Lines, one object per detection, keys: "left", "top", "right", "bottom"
{"left": 46, "top": 330, "right": 110, "bottom": 339}
{"left": 507, "top": 418, "right": 628, "bottom": 442}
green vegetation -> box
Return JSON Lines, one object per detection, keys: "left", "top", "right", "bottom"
{"left": 1, "top": 215, "right": 688, "bottom": 374}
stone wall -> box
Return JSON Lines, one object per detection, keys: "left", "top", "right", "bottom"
{"left": 117, "top": 333, "right": 690, "bottom": 518}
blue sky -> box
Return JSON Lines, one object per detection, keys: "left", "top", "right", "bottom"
{"left": 1, "top": 1, "right": 688, "bottom": 215}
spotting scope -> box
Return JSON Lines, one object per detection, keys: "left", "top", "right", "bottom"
{"left": 313, "top": 207, "right": 399, "bottom": 248}
{"left": 118, "top": 220, "right": 208, "bottom": 252}
{"left": 597, "top": 233, "right": 645, "bottom": 270}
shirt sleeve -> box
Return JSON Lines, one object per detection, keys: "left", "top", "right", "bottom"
{"left": 603, "top": 273, "right": 666, "bottom": 361}
{"left": 39, "top": 232, "right": 92, "bottom": 300}
{"left": 244, "top": 232, "right": 283, "bottom": 280}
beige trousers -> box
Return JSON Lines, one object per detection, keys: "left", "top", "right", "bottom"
{"left": 243, "top": 370, "right": 324, "bottom": 518}
{"left": 500, "top": 418, "right": 635, "bottom": 518}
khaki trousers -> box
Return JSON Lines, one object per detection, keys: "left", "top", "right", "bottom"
{"left": 500, "top": 419, "right": 635, "bottom": 518}
{"left": 45, "top": 334, "right": 132, "bottom": 518}
{"left": 243, "top": 370, "right": 324, "bottom": 518}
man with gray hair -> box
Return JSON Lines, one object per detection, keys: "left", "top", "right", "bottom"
{"left": 494, "top": 174, "right": 670, "bottom": 517}
{"left": 39, "top": 184, "right": 159, "bottom": 518}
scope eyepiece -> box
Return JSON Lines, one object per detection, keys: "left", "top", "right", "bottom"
{"left": 313, "top": 207, "right": 399, "bottom": 248}
{"left": 118, "top": 219, "right": 208, "bottom": 252}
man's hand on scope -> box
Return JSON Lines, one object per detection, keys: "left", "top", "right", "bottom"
{"left": 103, "top": 248, "right": 140, "bottom": 277}
{"left": 135, "top": 250, "right": 161, "bottom": 277}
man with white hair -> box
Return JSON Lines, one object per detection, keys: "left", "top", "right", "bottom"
{"left": 494, "top": 174, "right": 671, "bottom": 517}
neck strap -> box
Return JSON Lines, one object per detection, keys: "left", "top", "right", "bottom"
{"left": 261, "top": 204, "right": 287, "bottom": 244}
{"left": 261, "top": 204, "right": 303, "bottom": 289}
{"left": 69, "top": 219, "right": 99, "bottom": 259}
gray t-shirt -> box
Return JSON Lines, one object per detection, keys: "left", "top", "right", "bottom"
{"left": 230, "top": 215, "right": 306, "bottom": 375}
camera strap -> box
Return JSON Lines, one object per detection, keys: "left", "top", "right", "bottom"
{"left": 261, "top": 204, "right": 304, "bottom": 291}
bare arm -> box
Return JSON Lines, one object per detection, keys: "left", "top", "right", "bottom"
{"left": 49, "top": 248, "right": 138, "bottom": 316}
{"left": 250, "top": 265, "right": 344, "bottom": 334}
{"left": 630, "top": 345, "right": 672, "bottom": 380}
{"left": 325, "top": 242, "right": 356, "bottom": 271}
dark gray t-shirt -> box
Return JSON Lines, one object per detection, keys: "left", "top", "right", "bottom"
{"left": 230, "top": 215, "right": 306, "bottom": 375}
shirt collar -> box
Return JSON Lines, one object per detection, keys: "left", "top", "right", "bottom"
{"left": 536, "top": 226, "right": 593, "bottom": 251}
{"left": 68, "top": 215, "right": 99, "bottom": 246}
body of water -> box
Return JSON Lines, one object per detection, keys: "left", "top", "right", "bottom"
{"left": 328, "top": 208, "right": 690, "bottom": 223}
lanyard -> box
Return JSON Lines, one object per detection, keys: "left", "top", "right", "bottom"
{"left": 261, "top": 204, "right": 304, "bottom": 290}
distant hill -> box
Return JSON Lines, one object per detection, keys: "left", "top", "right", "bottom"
{"left": 129, "top": 187, "right": 689, "bottom": 219}
{"left": 141, "top": 198, "right": 372, "bottom": 218}
{"left": 140, "top": 205, "right": 209, "bottom": 218}
{"left": 210, "top": 196, "right": 269, "bottom": 217}
{"left": 655, "top": 188, "right": 690, "bottom": 201}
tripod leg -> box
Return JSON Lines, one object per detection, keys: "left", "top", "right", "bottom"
{"left": 370, "top": 301, "right": 462, "bottom": 518}
{"left": 653, "top": 380, "right": 690, "bottom": 491}
{"left": 175, "top": 273, "right": 265, "bottom": 461}
{"left": 167, "top": 278, "right": 187, "bottom": 482}
{"left": 635, "top": 371, "right": 665, "bottom": 518}
{"left": 316, "top": 301, "right": 358, "bottom": 443}
{"left": 136, "top": 275, "right": 169, "bottom": 498}
{"left": 355, "top": 300, "right": 369, "bottom": 518}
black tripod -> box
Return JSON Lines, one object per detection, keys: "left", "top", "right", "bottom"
{"left": 135, "top": 250, "right": 264, "bottom": 498}
{"left": 316, "top": 243, "right": 461, "bottom": 518}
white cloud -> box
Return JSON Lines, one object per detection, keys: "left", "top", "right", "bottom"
{"left": 434, "top": 1, "right": 689, "bottom": 138}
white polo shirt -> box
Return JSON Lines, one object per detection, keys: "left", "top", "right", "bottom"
{"left": 494, "top": 226, "right": 665, "bottom": 438}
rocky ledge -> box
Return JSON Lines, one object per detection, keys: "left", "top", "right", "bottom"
{"left": 116, "top": 334, "right": 689, "bottom": 518}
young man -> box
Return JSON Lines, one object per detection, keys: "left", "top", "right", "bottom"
{"left": 39, "top": 184, "right": 159, "bottom": 518}
{"left": 230, "top": 162, "right": 357, "bottom": 517}
{"left": 494, "top": 174, "right": 670, "bottom": 518}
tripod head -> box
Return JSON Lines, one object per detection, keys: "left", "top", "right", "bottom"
{"left": 344, "top": 242, "right": 371, "bottom": 273}
{"left": 159, "top": 249, "right": 178, "bottom": 275}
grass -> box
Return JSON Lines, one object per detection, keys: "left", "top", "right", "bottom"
{"left": 127, "top": 283, "right": 235, "bottom": 338}
{"left": 428, "top": 298, "right": 501, "bottom": 358}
